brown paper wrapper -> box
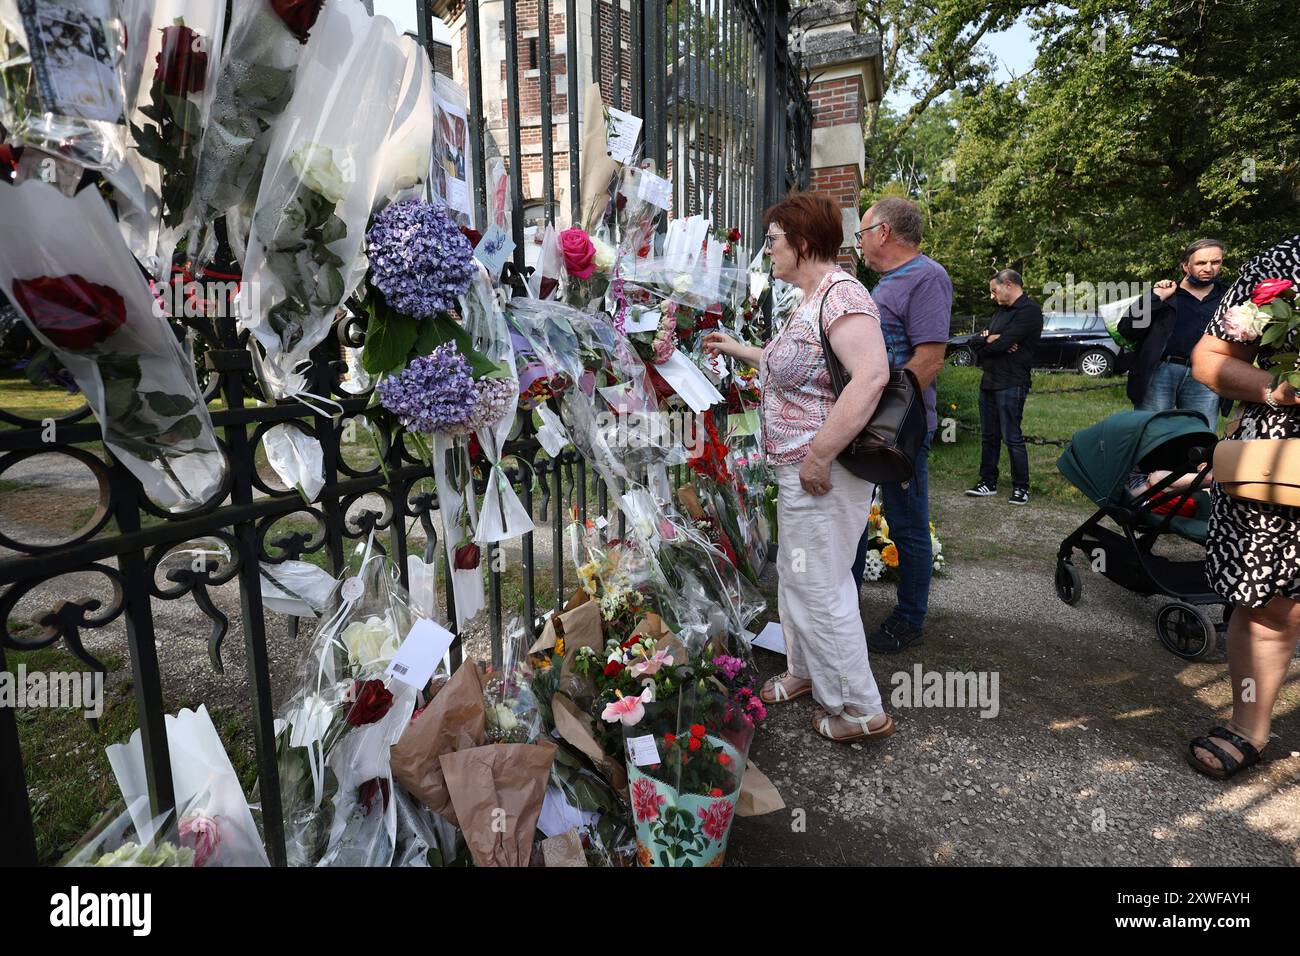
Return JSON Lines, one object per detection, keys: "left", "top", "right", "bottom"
{"left": 579, "top": 83, "right": 620, "bottom": 232}
{"left": 552, "top": 691, "right": 628, "bottom": 798}
{"left": 439, "top": 740, "right": 557, "bottom": 867}
{"left": 541, "top": 828, "right": 588, "bottom": 867}
{"left": 628, "top": 612, "right": 688, "bottom": 665}
{"left": 389, "top": 660, "right": 486, "bottom": 827}
{"left": 736, "top": 759, "right": 785, "bottom": 817}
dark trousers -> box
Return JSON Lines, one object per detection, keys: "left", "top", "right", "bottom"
{"left": 851, "top": 430, "right": 934, "bottom": 628}
{"left": 979, "top": 385, "right": 1029, "bottom": 489}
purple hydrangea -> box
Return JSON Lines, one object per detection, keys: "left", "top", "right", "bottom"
{"left": 367, "top": 199, "right": 475, "bottom": 318}
{"left": 376, "top": 344, "right": 479, "bottom": 433}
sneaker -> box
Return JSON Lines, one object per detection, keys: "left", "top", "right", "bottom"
{"left": 965, "top": 482, "right": 997, "bottom": 497}
{"left": 1010, "top": 487, "right": 1030, "bottom": 506}
{"left": 866, "top": 618, "right": 924, "bottom": 655}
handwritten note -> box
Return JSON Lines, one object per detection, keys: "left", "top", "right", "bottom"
{"left": 605, "top": 107, "right": 643, "bottom": 164}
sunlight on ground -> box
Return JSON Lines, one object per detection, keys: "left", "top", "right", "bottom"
{"left": 1115, "top": 707, "right": 1161, "bottom": 720}
{"left": 1050, "top": 716, "right": 1092, "bottom": 731}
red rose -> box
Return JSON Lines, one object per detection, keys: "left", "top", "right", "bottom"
{"left": 345, "top": 679, "right": 394, "bottom": 727}
{"left": 358, "top": 777, "right": 390, "bottom": 815}
{"left": 271, "top": 0, "right": 325, "bottom": 42}
{"left": 1251, "top": 278, "right": 1294, "bottom": 305}
{"left": 688, "top": 737, "right": 701, "bottom": 751}
{"left": 663, "top": 733, "right": 676, "bottom": 745}
{"left": 728, "top": 228, "right": 742, "bottom": 243}
{"left": 0, "top": 143, "right": 19, "bottom": 177}
{"left": 154, "top": 25, "right": 208, "bottom": 95}
{"left": 603, "top": 660, "right": 625, "bottom": 677}
{"left": 539, "top": 276, "right": 559, "bottom": 300}
{"left": 710, "top": 788, "right": 723, "bottom": 797}
{"left": 558, "top": 227, "right": 596, "bottom": 280}
{"left": 718, "top": 752, "right": 733, "bottom": 766}
{"left": 454, "top": 542, "right": 481, "bottom": 570}
{"left": 12, "top": 275, "right": 127, "bottom": 351}
{"left": 461, "top": 226, "right": 483, "bottom": 247}
{"left": 690, "top": 724, "right": 706, "bottom": 738}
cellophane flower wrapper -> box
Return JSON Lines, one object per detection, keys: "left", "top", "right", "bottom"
{"left": 0, "top": 0, "right": 145, "bottom": 171}
{"left": 239, "top": 3, "right": 409, "bottom": 399}
{"left": 184, "top": 0, "right": 317, "bottom": 273}
{"left": 0, "top": 180, "right": 225, "bottom": 510}
{"left": 61, "top": 797, "right": 193, "bottom": 867}
{"left": 460, "top": 263, "right": 533, "bottom": 544}
{"left": 528, "top": 222, "right": 565, "bottom": 299}
{"left": 543, "top": 742, "right": 638, "bottom": 867}
{"left": 273, "top": 552, "right": 419, "bottom": 867}
{"left": 611, "top": 161, "right": 664, "bottom": 261}
{"left": 104, "top": 703, "right": 270, "bottom": 866}
{"left": 371, "top": 36, "right": 433, "bottom": 210}
{"left": 121, "top": 0, "right": 227, "bottom": 277}
{"left": 432, "top": 431, "right": 484, "bottom": 630}
{"left": 482, "top": 618, "right": 546, "bottom": 745}
{"left": 261, "top": 421, "right": 325, "bottom": 502}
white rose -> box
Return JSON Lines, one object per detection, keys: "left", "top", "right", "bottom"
{"left": 673, "top": 274, "right": 694, "bottom": 294}
{"left": 1222, "top": 302, "right": 1270, "bottom": 342}
{"left": 290, "top": 142, "right": 351, "bottom": 204}
{"left": 490, "top": 702, "right": 518, "bottom": 732}
{"left": 342, "top": 616, "right": 399, "bottom": 671}
{"left": 592, "top": 236, "right": 618, "bottom": 272}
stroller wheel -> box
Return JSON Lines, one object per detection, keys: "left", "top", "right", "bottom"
{"left": 1055, "top": 560, "right": 1082, "bottom": 605}
{"left": 1155, "top": 602, "right": 1216, "bottom": 660}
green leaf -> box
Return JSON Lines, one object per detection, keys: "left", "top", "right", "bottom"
{"left": 146, "top": 392, "right": 195, "bottom": 418}
{"left": 164, "top": 95, "right": 203, "bottom": 136}
{"left": 320, "top": 213, "right": 348, "bottom": 245}
{"left": 361, "top": 306, "right": 420, "bottom": 376}
{"left": 104, "top": 378, "right": 142, "bottom": 420}
{"left": 1272, "top": 297, "right": 1294, "bottom": 320}
{"left": 1261, "top": 321, "right": 1290, "bottom": 346}
{"left": 162, "top": 415, "right": 203, "bottom": 443}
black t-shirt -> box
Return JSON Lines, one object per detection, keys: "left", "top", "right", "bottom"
{"left": 1164, "top": 282, "right": 1225, "bottom": 359}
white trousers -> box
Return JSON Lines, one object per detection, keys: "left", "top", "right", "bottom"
{"left": 775, "top": 460, "right": 884, "bottom": 716}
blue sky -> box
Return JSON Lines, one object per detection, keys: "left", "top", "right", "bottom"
{"left": 372, "top": 0, "right": 453, "bottom": 42}
{"left": 886, "top": 15, "right": 1040, "bottom": 109}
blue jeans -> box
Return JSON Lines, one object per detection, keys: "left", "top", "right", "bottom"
{"left": 1138, "top": 360, "right": 1220, "bottom": 429}
{"left": 979, "top": 386, "right": 1030, "bottom": 489}
{"left": 851, "top": 430, "right": 934, "bottom": 629}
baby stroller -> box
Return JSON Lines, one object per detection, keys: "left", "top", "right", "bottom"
{"left": 1055, "top": 410, "right": 1227, "bottom": 660}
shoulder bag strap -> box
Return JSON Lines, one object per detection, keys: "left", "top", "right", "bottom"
{"left": 818, "top": 279, "right": 859, "bottom": 398}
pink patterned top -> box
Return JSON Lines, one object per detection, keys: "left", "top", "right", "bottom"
{"left": 760, "top": 269, "right": 880, "bottom": 466}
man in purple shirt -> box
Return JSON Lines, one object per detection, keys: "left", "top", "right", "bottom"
{"left": 851, "top": 197, "right": 953, "bottom": 653}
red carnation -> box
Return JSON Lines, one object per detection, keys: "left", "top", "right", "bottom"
{"left": 1252, "top": 278, "right": 1294, "bottom": 306}
{"left": 688, "top": 737, "right": 701, "bottom": 751}
{"left": 154, "top": 24, "right": 208, "bottom": 95}
{"left": 690, "top": 724, "right": 706, "bottom": 738}
{"left": 271, "top": 0, "right": 325, "bottom": 42}
{"left": 710, "top": 788, "right": 723, "bottom": 797}
{"left": 12, "top": 274, "right": 127, "bottom": 351}
{"left": 345, "top": 679, "right": 394, "bottom": 727}
{"left": 663, "top": 733, "right": 676, "bottom": 745}
{"left": 454, "top": 542, "right": 481, "bottom": 570}
{"left": 603, "top": 660, "right": 625, "bottom": 677}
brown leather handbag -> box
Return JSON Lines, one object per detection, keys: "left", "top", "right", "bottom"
{"left": 1212, "top": 438, "right": 1300, "bottom": 507}
{"left": 817, "top": 281, "right": 926, "bottom": 485}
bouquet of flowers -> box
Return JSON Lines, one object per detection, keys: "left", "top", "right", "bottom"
{"left": 557, "top": 225, "right": 616, "bottom": 310}
{"left": 859, "top": 496, "right": 946, "bottom": 582}
{"left": 239, "top": 3, "right": 413, "bottom": 398}
{"left": 0, "top": 181, "right": 224, "bottom": 510}
{"left": 1219, "top": 279, "right": 1300, "bottom": 390}
{"left": 126, "top": 4, "right": 226, "bottom": 275}
{"left": 61, "top": 798, "right": 193, "bottom": 868}
{"left": 184, "top": 0, "right": 322, "bottom": 270}
{"left": 274, "top": 552, "right": 421, "bottom": 867}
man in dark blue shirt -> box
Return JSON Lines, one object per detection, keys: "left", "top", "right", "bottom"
{"left": 1117, "top": 239, "right": 1226, "bottom": 429}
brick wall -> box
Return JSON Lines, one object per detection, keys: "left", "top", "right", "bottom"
{"left": 432, "top": 40, "right": 454, "bottom": 78}
{"left": 809, "top": 75, "right": 863, "bottom": 130}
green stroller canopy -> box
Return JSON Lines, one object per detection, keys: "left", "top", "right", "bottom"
{"left": 1056, "top": 409, "right": 1218, "bottom": 506}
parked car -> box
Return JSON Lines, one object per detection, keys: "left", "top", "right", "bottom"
{"left": 945, "top": 311, "right": 1132, "bottom": 377}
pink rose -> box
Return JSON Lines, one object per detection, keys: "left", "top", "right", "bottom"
{"left": 179, "top": 812, "right": 222, "bottom": 867}
{"left": 1251, "top": 278, "right": 1293, "bottom": 306}
{"left": 559, "top": 227, "right": 596, "bottom": 280}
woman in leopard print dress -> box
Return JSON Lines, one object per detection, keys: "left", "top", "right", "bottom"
{"left": 1188, "top": 234, "right": 1300, "bottom": 780}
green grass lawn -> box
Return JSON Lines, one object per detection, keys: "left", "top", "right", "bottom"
{"left": 0, "top": 374, "right": 88, "bottom": 423}
{"left": 931, "top": 366, "right": 1135, "bottom": 501}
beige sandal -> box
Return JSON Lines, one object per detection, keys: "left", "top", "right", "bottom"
{"left": 812, "top": 708, "right": 896, "bottom": 743}
{"left": 760, "top": 672, "right": 812, "bottom": 705}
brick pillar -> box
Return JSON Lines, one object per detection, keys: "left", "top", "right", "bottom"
{"left": 794, "top": 2, "right": 883, "bottom": 269}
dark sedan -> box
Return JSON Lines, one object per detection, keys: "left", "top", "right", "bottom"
{"left": 945, "top": 312, "right": 1131, "bottom": 377}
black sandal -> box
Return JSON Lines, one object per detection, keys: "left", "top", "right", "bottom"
{"left": 1186, "top": 726, "right": 1263, "bottom": 781}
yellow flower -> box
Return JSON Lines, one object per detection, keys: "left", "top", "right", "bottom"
{"left": 881, "top": 544, "right": 899, "bottom": 568}
{"left": 555, "top": 636, "right": 565, "bottom": 657}
{"left": 949, "top": 403, "right": 957, "bottom": 410}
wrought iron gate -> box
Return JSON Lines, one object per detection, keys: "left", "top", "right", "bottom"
{"left": 0, "top": 0, "right": 812, "bottom": 866}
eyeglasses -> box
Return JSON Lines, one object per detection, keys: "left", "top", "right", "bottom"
{"left": 855, "top": 222, "right": 886, "bottom": 242}
{"left": 763, "top": 232, "right": 786, "bottom": 249}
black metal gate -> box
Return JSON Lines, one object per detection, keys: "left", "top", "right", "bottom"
{"left": 0, "top": 0, "right": 812, "bottom": 867}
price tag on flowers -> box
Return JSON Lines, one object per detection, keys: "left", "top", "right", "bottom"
{"left": 386, "top": 618, "right": 456, "bottom": 689}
